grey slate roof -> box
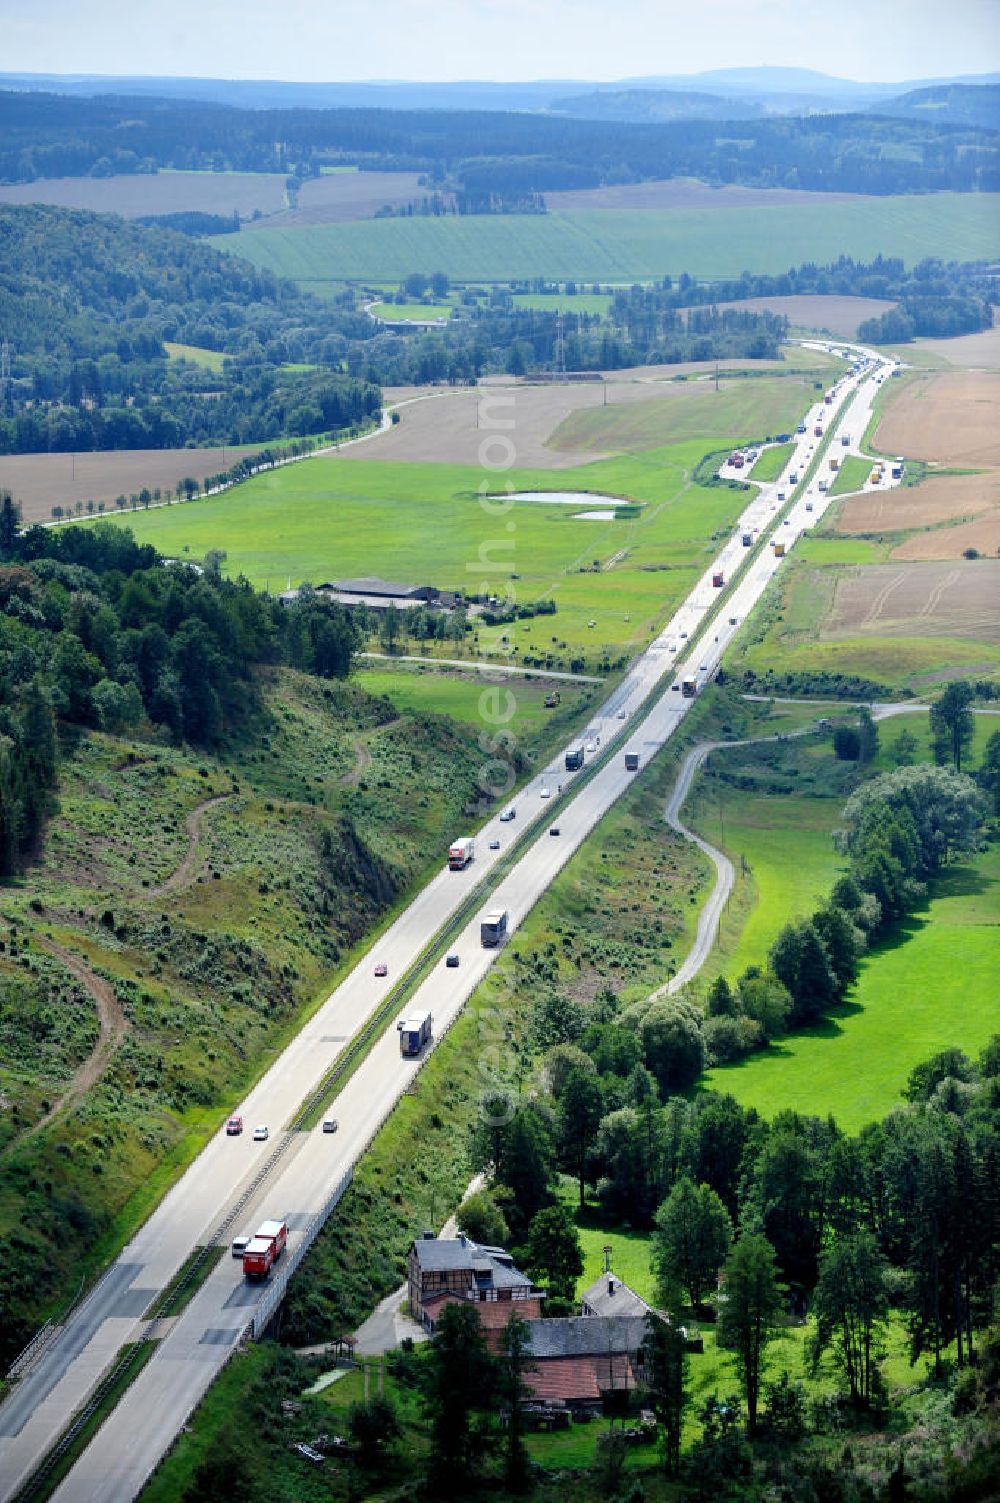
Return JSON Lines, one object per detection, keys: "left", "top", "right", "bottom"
{"left": 409, "top": 1235, "right": 533, "bottom": 1289}
{"left": 525, "top": 1316, "right": 649, "bottom": 1360}
{"left": 334, "top": 577, "right": 428, "bottom": 598}
{"left": 580, "top": 1273, "right": 652, "bottom": 1320}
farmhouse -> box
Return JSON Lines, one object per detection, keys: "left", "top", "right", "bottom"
{"left": 407, "top": 1233, "right": 544, "bottom": 1333}
{"left": 408, "top": 1237, "right": 670, "bottom": 1410}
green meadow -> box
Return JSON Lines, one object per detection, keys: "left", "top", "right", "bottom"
{"left": 705, "top": 843, "right": 1000, "bottom": 1132}
{"left": 687, "top": 719, "right": 1000, "bottom": 1129}
{"left": 105, "top": 426, "right": 791, "bottom": 661}
{"left": 216, "top": 194, "right": 1000, "bottom": 285}
{"left": 163, "top": 342, "right": 226, "bottom": 371}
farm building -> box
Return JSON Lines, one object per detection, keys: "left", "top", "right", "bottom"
{"left": 407, "top": 1234, "right": 543, "bottom": 1332}
{"left": 580, "top": 1270, "right": 654, "bottom": 1320}
{"left": 522, "top": 1315, "right": 649, "bottom": 1409}
{"left": 408, "top": 1237, "right": 673, "bottom": 1410}
{"left": 279, "top": 577, "right": 462, "bottom": 611}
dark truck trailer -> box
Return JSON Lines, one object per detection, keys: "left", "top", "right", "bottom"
{"left": 481, "top": 908, "right": 509, "bottom": 947}
{"left": 624, "top": 752, "right": 640, "bottom": 771}
{"left": 564, "top": 744, "right": 584, "bottom": 771}
{"left": 399, "top": 1011, "right": 432, "bottom": 1057}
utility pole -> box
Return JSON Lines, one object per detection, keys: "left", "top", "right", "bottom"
{"left": 555, "top": 313, "right": 567, "bottom": 385}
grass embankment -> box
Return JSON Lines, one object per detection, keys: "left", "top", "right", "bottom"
{"left": 683, "top": 724, "right": 1000, "bottom": 1130}
{"left": 214, "top": 193, "right": 1000, "bottom": 284}
{"left": 0, "top": 665, "right": 594, "bottom": 1363}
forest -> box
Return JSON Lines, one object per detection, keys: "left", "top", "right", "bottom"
{"left": 0, "top": 89, "right": 997, "bottom": 196}
{"left": 0, "top": 503, "right": 359, "bottom": 873}
{"left": 0, "top": 204, "right": 380, "bottom": 453}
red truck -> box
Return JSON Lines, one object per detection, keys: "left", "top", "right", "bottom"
{"left": 712, "top": 571, "right": 724, "bottom": 588}
{"left": 243, "top": 1218, "right": 288, "bottom": 1279}
{"left": 813, "top": 424, "right": 823, "bottom": 438}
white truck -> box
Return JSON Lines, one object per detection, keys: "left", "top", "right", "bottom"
{"left": 448, "top": 837, "right": 475, "bottom": 870}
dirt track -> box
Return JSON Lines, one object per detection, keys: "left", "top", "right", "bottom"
{"left": 150, "top": 794, "right": 232, "bottom": 897}
{"left": 12, "top": 940, "right": 129, "bottom": 1145}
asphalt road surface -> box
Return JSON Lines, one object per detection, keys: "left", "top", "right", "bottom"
{"left": 0, "top": 342, "right": 895, "bottom": 1503}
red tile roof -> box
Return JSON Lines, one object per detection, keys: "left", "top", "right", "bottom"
{"left": 526, "top": 1357, "right": 602, "bottom": 1403}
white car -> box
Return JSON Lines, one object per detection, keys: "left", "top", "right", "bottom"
{"left": 500, "top": 808, "right": 516, "bottom": 822}
{"left": 585, "top": 741, "right": 596, "bottom": 753}
{"left": 617, "top": 708, "right": 628, "bottom": 718}
{"left": 540, "top": 786, "right": 551, "bottom": 799}
{"left": 252, "top": 1125, "right": 269, "bottom": 1142}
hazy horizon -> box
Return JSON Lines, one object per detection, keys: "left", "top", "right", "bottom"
{"left": 1, "top": 0, "right": 997, "bottom": 89}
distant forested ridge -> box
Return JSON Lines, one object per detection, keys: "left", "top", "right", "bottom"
{"left": 0, "top": 505, "right": 361, "bottom": 872}
{"left": 0, "top": 204, "right": 380, "bottom": 454}
{"left": 0, "top": 90, "right": 996, "bottom": 195}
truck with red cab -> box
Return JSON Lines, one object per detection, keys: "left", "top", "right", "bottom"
{"left": 243, "top": 1218, "right": 288, "bottom": 1279}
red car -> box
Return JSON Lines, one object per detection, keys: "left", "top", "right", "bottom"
{"left": 374, "top": 962, "right": 388, "bottom": 978}
{"left": 226, "top": 1115, "right": 243, "bottom": 1137}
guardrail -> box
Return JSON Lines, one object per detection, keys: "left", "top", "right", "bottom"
{"left": 251, "top": 1167, "right": 353, "bottom": 1339}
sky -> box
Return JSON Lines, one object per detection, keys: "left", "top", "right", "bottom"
{"left": 0, "top": 0, "right": 998, "bottom": 84}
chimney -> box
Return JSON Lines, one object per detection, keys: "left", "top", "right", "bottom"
{"left": 608, "top": 1277, "right": 615, "bottom": 1296}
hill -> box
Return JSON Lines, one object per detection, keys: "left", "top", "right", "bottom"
{"left": 877, "top": 82, "right": 1000, "bottom": 130}
{"left": 550, "top": 88, "right": 766, "bottom": 123}
{"left": 0, "top": 203, "right": 379, "bottom": 455}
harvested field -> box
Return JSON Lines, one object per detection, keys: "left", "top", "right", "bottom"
{"left": 0, "top": 170, "right": 288, "bottom": 219}
{"left": 837, "top": 472, "right": 1000, "bottom": 533}
{"left": 823, "top": 561, "right": 1000, "bottom": 643}
{"left": 874, "top": 370, "right": 1000, "bottom": 467}
{"left": 911, "top": 312, "right": 1000, "bottom": 371}
{"left": 350, "top": 365, "right": 814, "bottom": 468}
{"left": 544, "top": 179, "right": 866, "bottom": 213}
{"left": 268, "top": 172, "right": 438, "bottom": 226}
{"left": 690, "top": 294, "right": 897, "bottom": 337}
{"left": 893, "top": 515, "right": 1000, "bottom": 561}
{"left": 0, "top": 445, "right": 260, "bottom": 524}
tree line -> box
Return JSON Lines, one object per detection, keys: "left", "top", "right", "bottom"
{"left": 616, "top": 255, "right": 998, "bottom": 341}
{"left": 2, "top": 89, "right": 997, "bottom": 195}
{"left": 0, "top": 503, "right": 359, "bottom": 873}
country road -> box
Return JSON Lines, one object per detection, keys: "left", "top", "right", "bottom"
{"left": 0, "top": 340, "right": 898, "bottom": 1503}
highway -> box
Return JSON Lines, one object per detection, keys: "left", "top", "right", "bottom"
{"left": 0, "top": 341, "right": 895, "bottom": 1502}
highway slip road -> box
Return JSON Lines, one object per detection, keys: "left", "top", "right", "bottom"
{"left": 0, "top": 345, "right": 892, "bottom": 1503}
